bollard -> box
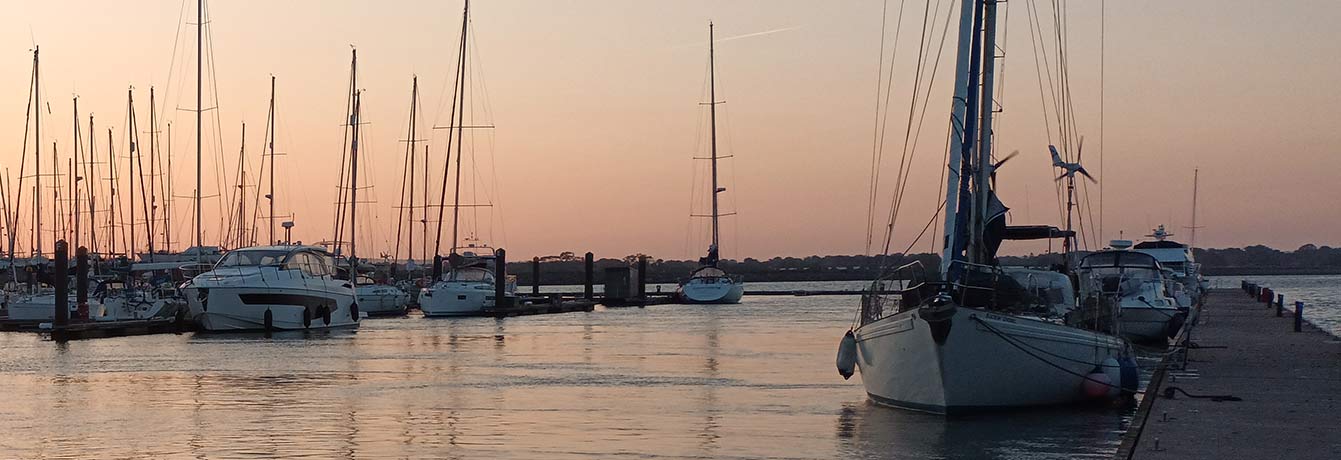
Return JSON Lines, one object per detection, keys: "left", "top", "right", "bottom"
{"left": 1294, "top": 301, "right": 1304, "bottom": 332}
{"left": 53, "top": 241, "right": 69, "bottom": 327}
{"left": 531, "top": 256, "right": 541, "bottom": 295}
{"left": 76, "top": 247, "right": 89, "bottom": 320}
{"left": 1276, "top": 294, "right": 1284, "bottom": 317}
{"left": 637, "top": 256, "right": 647, "bottom": 300}
{"left": 494, "top": 248, "right": 509, "bottom": 309}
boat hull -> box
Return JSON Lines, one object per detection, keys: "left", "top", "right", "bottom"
{"left": 854, "top": 306, "right": 1127, "bottom": 414}
{"left": 358, "top": 287, "right": 409, "bottom": 316}
{"left": 183, "top": 285, "right": 358, "bottom": 331}
{"left": 1119, "top": 305, "right": 1181, "bottom": 343}
{"left": 678, "top": 280, "right": 744, "bottom": 304}
{"left": 419, "top": 281, "right": 507, "bottom": 317}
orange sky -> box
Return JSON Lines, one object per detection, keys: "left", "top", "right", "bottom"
{"left": 1, "top": 0, "right": 1338, "bottom": 261}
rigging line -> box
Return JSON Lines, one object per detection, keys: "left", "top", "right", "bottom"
{"left": 1027, "top": 0, "right": 1066, "bottom": 225}
{"left": 685, "top": 57, "right": 711, "bottom": 259}
{"left": 899, "top": 198, "right": 945, "bottom": 258}
{"left": 433, "top": 3, "right": 469, "bottom": 257}
{"left": 1099, "top": 0, "right": 1105, "bottom": 241}
{"left": 881, "top": 0, "right": 944, "bottom": 256}
{"left": 869, "top": 0, "right": 911, "bottom": 255}
{"left": 865, "top": 0, "right": 890, "bottom": 255}
{"left": 899, "top": 0, "right": 955, "bottom": 208}
{"left": 333, "top": 52, "right": 355, "bottom": 253}
{"left": 467, "top": 26, "right": 508, "bottom": 249}
{"left": 929, "top": 117, "right": 953, "bottom": 255}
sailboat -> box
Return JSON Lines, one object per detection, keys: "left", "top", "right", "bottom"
{"left": 839, "top": 0, "right": 1135, "bottom": 414}
{"left": 418, "top": 0, "right": 516, "bottom": 317}
{"left": 676, "top": 23, "right": 744, "bottom": 305}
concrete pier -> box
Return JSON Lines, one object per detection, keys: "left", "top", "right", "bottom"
{"left": 1122, "top": 289, "right": 1341, "bottom": 459}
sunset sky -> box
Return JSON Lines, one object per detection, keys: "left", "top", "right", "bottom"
{"left": 1, "top": 0, "right": 1337, "bottom": 261}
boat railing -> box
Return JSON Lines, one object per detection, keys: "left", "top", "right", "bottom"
{"left": 859, "top": 261, "right": 932, "bottom": 327}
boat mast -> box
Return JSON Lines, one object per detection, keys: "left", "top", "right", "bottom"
{"left": 107, "top": 128, "right": 118, "bottom": 255}
{"left": 235, "top": 122, "right": 246, "bottom": 247}
{"left": 434, "top": 0, "right": 469, "bottom": 258}
{"left": 34, "top": 47, "right": 42, "bottom": 257}
{"left": 938, "top": 0, "right": 985, "bottom": 277}
{"left": 194, "top": 0, "right": 204, "bottom": 260}
{"left": 165, "top": 122, "right": 172, "bottom": 252}
{"left": 266, "top": 76, "right": 276, "bottom": 245}
{"left": 148, "top": 87, "right": 158, "bottom": 259}
{"left": 971, "top": 0, "right": 1000, "bottom": 265}
{"left": 1189, "top": 168, "right": 1199, "bottom": 250}
{"left": 72, "top": 97, "right": 81, "bottom": 252}
{"left": 707, "top": 22, "right": 721, "bottom": 264}
{"left": 349, "top": 92, "right": 361, "bottom": 264}
{"left": 422, "top": 145, "right": 429, "bottom": 264}
{"left": 396, "top": 76, "right": 420, "bottom": 263}
{"left": 86, "top": 114, "right": 97, "bottom": 257}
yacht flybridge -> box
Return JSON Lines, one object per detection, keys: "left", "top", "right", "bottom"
{"left": 677, "top": 23, "right": 743, "bottom": 305}
{"left": 419, "top": 247, "right": 515, "bottom": 317}
{"left": 182, "top": 245, "right": 359, "bottom": 331}
{"left": 839, "top": 0, "right": 1135, "bottom": 414}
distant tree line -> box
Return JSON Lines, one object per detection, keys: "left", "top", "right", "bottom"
{"left": 508, "top": 244, "right": 1341, "bottom": 285}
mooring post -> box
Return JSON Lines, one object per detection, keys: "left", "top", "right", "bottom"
{"left": 1294, "top": 301, "right": 1304, "bottom": 332}
{"left": 584, "top": 252, "right": 594, "bottom": 300}
{"left": 531, "top": 256, "right": 540, "bottom": 295}
{"left": 494, "top": 248, "right": 509, "bottom": 309}
{"left": 637, "top": 255, "right": 647, "bottom": 301}
{"left": 53, "top": 241, "right": 69, "bottom": 327}
{"left": 76, "top": 246, "right": 89, "bottom": 320}
{"left": 1276, "top": 294, "right": 1284, "bottom": 317}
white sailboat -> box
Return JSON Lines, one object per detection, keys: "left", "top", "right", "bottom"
{"left": 418, "top": 1, "right": 516, "bottom": 317}
{"left": 677, "top": 23, "right": 743, "bottom": 305}
{"left": 840, "top": 0, "right": 1135, "bottom": 414}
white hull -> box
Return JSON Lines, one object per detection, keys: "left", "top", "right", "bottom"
{"left": 4, "top": 296, "right": 73, "bottom": 321}
{"left": 854, "top": 307, "right": 1127, "bottom": 414}
{"left": 678, "top": 280, "right": 744, "bottom": 304}
{"left": 1118, "top": 305, "right": 1182, "bottom": 343}
{"left": 358, "top": 286, "right": 410, "bottom": 316}
{"left": 183, "top": 285, "right": 358, "bottom": 331}
{"left": 419, "top": 281, "right": 509, "bottom": 317}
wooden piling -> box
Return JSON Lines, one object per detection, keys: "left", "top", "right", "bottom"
{"left": 531, "top": 256, "right": 540, "bottom": 295}
{"left": 75, "top": 246, "right": 89, "bottom": 320}
{"left": 494, "top": 248, "right": 510, "bottom": 308}
{"left": 1276, "top": 293, "right": 1284, "bottom": 317}
{"left": 53, "top": 241, "right": 69, "bottom": 327}
{"left": 637, "top": 255, "right": 647, "bottom": 300}
{"left": 583, "top": 252, "right": 594, "bottom": 300}
{"left": 1295, "top": 301, "right": 1304, "bottom": 332}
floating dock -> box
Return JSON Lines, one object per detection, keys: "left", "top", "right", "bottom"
{"left": 1118, "top": 287, "right": 1341, "bottom": 459}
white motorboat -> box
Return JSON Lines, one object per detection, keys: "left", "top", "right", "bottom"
{"left": 1132, "top": 225, "right": 1206, "bottom": 307}
{"left": 357, "top": 277, "right": 409, "bottom": 316}
{"left": 419, "top": 251, "right": 515, "bottom": 317}
{"left": 181, "top": 245, "right": 359, "bottom": 331}
{"left": 676, "top": 24, "right": 744, "bottom": 305}
{"left": 840, "top": 0, "right": 1135, "bottom": 414}
{"left": 1075, "top": 249, "right": 1185, "bottom": 343}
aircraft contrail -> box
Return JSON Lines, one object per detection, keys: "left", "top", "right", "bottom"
{"left": 670, "top": 26, "right": 801, "bottom": 49}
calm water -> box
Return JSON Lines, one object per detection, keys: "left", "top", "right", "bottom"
{"left": 1212, "top": 274, "right": 1341, "bottom": 336}
{"left": 0, "top": 282, "right": 1138, "bottom": 459}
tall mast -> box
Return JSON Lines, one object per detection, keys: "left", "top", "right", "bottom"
{"left": 86, "top": 114, "right": 97, "bottom": 256}
{"left": 51, "top": 141, "right": 58, "bottom": 251}
{"left": 449, "top": 4, "right": 470, "bottom": 256}
{"left": 707, "top": 22, "right": 721, "bottom": 261}
{"left": 397, "top": 76, "right": 420, "bottom": 263}
{"left": 235, "top": 122, "right": 246, "bottom": 247}
{"left": 148, "top": 87, "right": 158, "bottom": 259}
{"left": 73, "top": 97, "right": 80, "bottom": 252}
{"left": 972, "top": 0, "right": 1000, "bottom": 264}
{"left": 128, "top": 88, "right": 142, "bottom": 259}
{"left": 434, "top": 0, "right": 469, "bottom": 258}
{"left": 938, "top": 0, "right": 984, "bottom": 276}
{"left": 1189, "top": 169, "right": 1199, "bottom": 250}
{"left": 194, "top": 0, "right": 204, "bottom": 259}
{"left": 348, "top": 92, "right": 361, "bottom": 263}
{"left": 266, "top": 76, "right": 276, "bottom": 245}
{"left": 422, "top": 145, "right": 429, "bottom": 263}
{"left": 165, "top": 122, "right": 172, "bottom": 252}
{"left": 34, "top": 47, "right": 42, "bottom": 257}
{"left": 107, "top": 128, "right": 118, "bottom": 255}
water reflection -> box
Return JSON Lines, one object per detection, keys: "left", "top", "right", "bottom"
{"left": 0, "top": 291, "right": 1134, "bottom": 458}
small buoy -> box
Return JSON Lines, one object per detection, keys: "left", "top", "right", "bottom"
{"left": 320, "top": 306, "right": 331, "bottom": 325}
{"left": 302, "top": 308, "right": 312, "bottom": 328}
{"left": 263, "top": 309, "right": 274, "bottom": 332}
{"left": 1082, "top": 367, "right": 1112, "bottom": 398}
{"left": 836, "top": 330, "right": 858, "bottom": 380}
{"left": 350, "top": 303, "right": 360, "bottom": 322}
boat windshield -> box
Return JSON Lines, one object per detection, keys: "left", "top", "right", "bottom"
{"left": 447, "top": 268, "right": 495, "bottom": 283}
{"left": 216, "top": 249, "right": 290, "bottom": 267}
